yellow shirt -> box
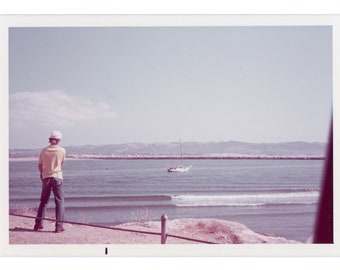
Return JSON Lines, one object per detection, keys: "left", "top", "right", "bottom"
{"left": 38, "top": 145, "right": 66, "bottom": 179}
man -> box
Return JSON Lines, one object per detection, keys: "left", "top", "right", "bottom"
{"left": 34, "top": 131, "right": 66, "bottom": 233}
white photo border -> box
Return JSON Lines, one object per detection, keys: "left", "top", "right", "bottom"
{"left": 0, "top": 14, "right": 339, "bottom": 257}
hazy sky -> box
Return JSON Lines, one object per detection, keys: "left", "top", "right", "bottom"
{"left": 9, "top": 26, "right": 332, "bottom": 149}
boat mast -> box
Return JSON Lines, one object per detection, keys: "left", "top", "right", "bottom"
{"left": 179, "top": 138, "right": 183, "bottom": 165}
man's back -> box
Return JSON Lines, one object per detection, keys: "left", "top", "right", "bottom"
{"left": 39, "top": 145, "right": 66, "bottom": 179}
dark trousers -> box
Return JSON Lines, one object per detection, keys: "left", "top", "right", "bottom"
{"left": 35, "top": 177, "right": 64, "bottom": 227}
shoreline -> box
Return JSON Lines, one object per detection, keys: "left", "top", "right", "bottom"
{"left": 9, "top": 212, "right": 302, "bottom": 245}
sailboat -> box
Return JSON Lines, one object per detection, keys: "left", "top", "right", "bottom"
{"left": 167, "top": 139, "right": 192, "bottom": 173}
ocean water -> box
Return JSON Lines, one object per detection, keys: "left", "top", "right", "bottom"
{"left": 9, "top": 158, "right": 324, "bottom": 242}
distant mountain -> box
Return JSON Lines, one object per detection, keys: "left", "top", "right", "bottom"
{"left": 9, "top": 141, "right": 327, "bottom": 159}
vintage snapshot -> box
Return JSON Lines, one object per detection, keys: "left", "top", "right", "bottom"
{"left": 1, "top": 15, "right": 338, "bottom": 257}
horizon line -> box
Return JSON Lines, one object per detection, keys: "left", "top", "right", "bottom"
{"left": 9, "top": 139, "right": 327, "bottom": 150}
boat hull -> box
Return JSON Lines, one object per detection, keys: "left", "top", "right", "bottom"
{"left": 167, "top": 165, "right": 192, "bottom": 173}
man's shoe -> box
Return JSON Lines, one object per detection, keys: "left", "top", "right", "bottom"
{"left": 55, "top": 226, "right": 65, "bottom": 233}
{"left": 33, "top": 224, "right": 43, "bottom": 231}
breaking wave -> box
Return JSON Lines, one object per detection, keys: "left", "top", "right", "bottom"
{"left": 172, "top": 190, "right": 320, "bottom": 207}
{"left": 10, "top": 190, "right": 320, "bottom": 209}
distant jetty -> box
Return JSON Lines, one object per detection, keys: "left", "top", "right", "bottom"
{"left": 66, "top": 153, "right": 325, "bottom": 160}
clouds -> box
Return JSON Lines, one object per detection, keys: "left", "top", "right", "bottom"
{"left": 10, "top": 89, "right": 117, "bottom": 127}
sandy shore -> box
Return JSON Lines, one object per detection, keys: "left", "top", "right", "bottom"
{"left": 9, "top": 214, "right": 301, "bottom": 245}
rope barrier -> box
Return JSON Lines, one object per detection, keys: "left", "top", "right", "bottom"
{"left": 9, "top": 213, "right": 160, "bottom": 236}
{"left": 9, "top": 213, "right": 217, "bottom": 244}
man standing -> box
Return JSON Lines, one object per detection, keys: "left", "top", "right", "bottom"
{"left": 34, "top": 131, "right": 66, "bottom": 233}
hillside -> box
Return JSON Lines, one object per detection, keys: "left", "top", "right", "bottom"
{"left": 9, "top": 141, "right": 327, "bottom": 159}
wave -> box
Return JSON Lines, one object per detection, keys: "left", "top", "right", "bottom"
{"left": 64, "top": 195, "right": 172, "bottom": 207}
{"left": 172, "top": 190, "right": 320, "bottom": 207}
{"left": 10, "top": 190, "right": 320, "bottom": 209}
{"left": 9, "top": 194, "right": 173, "bottom": 209}
{"left": 238, "top": 188, "right": 320, "bottom": 193}
{"left": 66, "top": 195, "right": 172, "bottom": 202}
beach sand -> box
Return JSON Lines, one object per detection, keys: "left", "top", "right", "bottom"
{"left": 9, "top": 213, "right": 301, "bottom": 244}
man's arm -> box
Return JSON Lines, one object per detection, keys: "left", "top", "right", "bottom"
{"left": 38, "top": 163, "right": 43, "bottom": 180}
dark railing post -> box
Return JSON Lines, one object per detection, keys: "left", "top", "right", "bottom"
{"left": 161, "top": 214, "right": 168, "bottom": 244}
